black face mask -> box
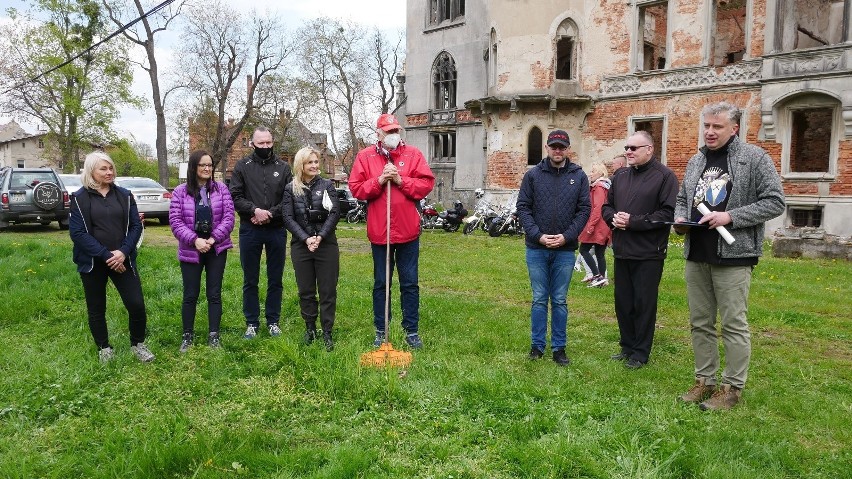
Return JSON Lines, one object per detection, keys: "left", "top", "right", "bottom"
{"left": 254, "top": 146, "right": 273, "bottom": 160}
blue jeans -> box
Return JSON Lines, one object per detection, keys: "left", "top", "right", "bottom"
{"left": 526, "top": 247, "right": 575, "bottom": 351}
{"left": 371, "top": 239, "right": 420, "bottom": 334}
{"left": 239, "top": 223, "right": 286, "bottom": 327}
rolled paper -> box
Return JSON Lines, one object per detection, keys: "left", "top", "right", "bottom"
{"left": 696, "top": 203, "right": 735, "bottom": 245}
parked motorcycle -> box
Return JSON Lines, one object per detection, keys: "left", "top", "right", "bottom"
{"left": 463, "top": 191, "right": 498, "bottom": 235}
{"left": 438, "top": 201, "right": 468, "bottom": 232}
{"left": 488, "top": 204, "right": 523, "bottom": 237}
{"left": 346, "top": 200, "right": 367, "bottom": 224}
{"left": 420, "top": 200, "right": 445, "bottom": 230}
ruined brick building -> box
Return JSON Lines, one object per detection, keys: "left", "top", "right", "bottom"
{"left": 396, "top": 0, "right": 852, "bottom": 245}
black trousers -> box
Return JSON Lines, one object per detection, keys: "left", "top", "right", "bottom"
{"left": 80, "top": 260, "right": 147, "bottom": 349}
{"left": 180, "top": 250, "right": 228, "bottom": 335}
{"left": 580, "top": 243, "right": 607, "bottom": 277}
{"left": 290, "top": 238, "right": 339, "bottom": 333}
{"left": 613, "top": 258, "right": 665, "bottom": 363}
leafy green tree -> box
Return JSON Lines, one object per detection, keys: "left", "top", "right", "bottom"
{"left": 0, "top": 0, "right": 142, "bottom": 172}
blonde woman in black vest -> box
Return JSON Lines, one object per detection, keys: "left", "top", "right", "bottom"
{"left": 283, "top": 147, "right": 341, "bottom": 351}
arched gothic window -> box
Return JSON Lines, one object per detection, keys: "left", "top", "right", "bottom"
{"left": 527, "top": 127, "right": 543, "bottom": 166}
{"left": 433, "top": 52, "right": 457, "bottom": 110}
{"left": 555, "top": 19, "right": 579, "bottom": 80}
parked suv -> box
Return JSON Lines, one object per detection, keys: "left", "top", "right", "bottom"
{"left": 0, "top": 167, "right": 70, "bottom": 231}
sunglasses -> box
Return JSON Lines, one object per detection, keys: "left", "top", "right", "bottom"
{"left": 624, "top": 145, "right": 651, "bottom": 151}
{"left": 548, "top": 145, "right": 569, "bottom": 151}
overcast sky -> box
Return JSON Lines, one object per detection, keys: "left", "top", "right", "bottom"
{"left": 0, "top": 0, "right": 406, "bottom": 152}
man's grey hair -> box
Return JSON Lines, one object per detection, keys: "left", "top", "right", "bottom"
{"left": 630, "top": 130, "right": 654, "bottom": 146}
{"left": 702, "top": 102, "right": 741, "bottom": 124}
{"left": 252, "top": 126, "right": 272, "bottom": 141}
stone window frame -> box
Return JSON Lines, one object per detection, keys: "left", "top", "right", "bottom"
{"left": 629, "top": 115, "right": 668, "bottom": 165}
{"left": 704, "top": 0, "right": 752, "bottom": 66}
{"left": 428, "top": 0, "right": 466, "bottom": 27}
{"left": 786, "top": 204, "right": 824, "bottom": 228}
{"left": 555, "top": 18, "right": 579, "bottom": 81}
{"left": 430, "top": 130, "right": 457, "bottom": 163}
{"left": 632, "top": 0, "right": 672, "bottom": 72}
{"left": 771, "top": 0, "right": 851, "bottom": 52}
{"left": 777, "top": 93, "right": 841, "bottom": 180}
{"left": 432, "top": 51, "right": 458, "bottom": 111}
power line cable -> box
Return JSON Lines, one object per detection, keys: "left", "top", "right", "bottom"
{"left": 2, "top": 0, "right": 177, "bottom": 96}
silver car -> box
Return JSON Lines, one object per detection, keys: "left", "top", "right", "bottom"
{"left": 114, "top": 176, "right": 172, "bottom": 224}
{"left": 58, "top": 174, "right": 84, "bottom": 194}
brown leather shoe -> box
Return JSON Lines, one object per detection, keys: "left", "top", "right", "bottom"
{"left": 699, "top": 384, "right": 742, "bottom": 411}
{"left": 679, "top": 378, "right": 717, "bottom": 403}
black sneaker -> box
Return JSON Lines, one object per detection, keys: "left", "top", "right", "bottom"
{"left": 322, "top": 331, "right": 334, "bottom": 352}
{"left": 208, "top": 332, "right": 221, "bottom": 348}
{"left": 625, "top": 358, "right": 646, "bottom": 369}
{"left": 179, "top": 333, "right": 193, "bottom": 353}
{"left": 373, "top": 331, "right": 385, "bottom": 348}
{"left": 303, "top": 329, "right": 317, "bottom": 345}
{"left": 552, "top": 349, "right": 571, "bottom": 366}
{"left": 610, "top": 352, "right": 629, "bottom": 361}
{"left": 405, "top": 333, "right": 423, "bottom": 349}
{"left": 528, "top": 347, "right": 544, "bottom": 360}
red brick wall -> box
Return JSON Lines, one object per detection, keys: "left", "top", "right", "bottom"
{"left": 584, "top": 90, "right": 774, "bottom": 179}
{"left": 486, "top": 150, "right": 527, "bottom": 189}
{"left": 407, "top": 114, "right": 428, "bottom": 127}
{"left": 531, "top": 61, "right": 553, "bottom": 90}
{"left": 833, "top": 140, "right": 852, "bottom": 195}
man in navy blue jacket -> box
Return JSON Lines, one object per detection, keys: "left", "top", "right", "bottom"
{"left": 516, "top": 129, "right": 591, "bottom": 366}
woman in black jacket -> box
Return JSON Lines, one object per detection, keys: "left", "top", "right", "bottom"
{"left": 69, "top": 151, "right": 154, "bottom": 363}
{"left": 283, "top": 147, "right": 341, "bottom": 351}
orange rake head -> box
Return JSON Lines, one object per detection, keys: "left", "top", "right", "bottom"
{"left": 360, "top": 342, "right": 412, "bottom": 368}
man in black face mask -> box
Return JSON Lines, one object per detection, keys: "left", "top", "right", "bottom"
{"left": 229, "top": 126, "right": 293, "bottom": 340}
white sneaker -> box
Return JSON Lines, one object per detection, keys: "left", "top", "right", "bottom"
{"left": 244, "top": 325, "right": 258, "bottom": 339}
{"left": 581, "top": 274, "right": 595, "bottom": 283}
{"left": 268, "top": 324, "right": 282, "bottom": 337}
{"left": 98, "top": 347, "right": 114, "bottom": 363}
{"left": 131, "top": 343, "right": 155, "bottom": 362}
{"left": 589, "top": 275, "right": 609, "bottom": 288}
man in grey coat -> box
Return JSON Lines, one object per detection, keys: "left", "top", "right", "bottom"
{"left": 674, "top": 102, "right": 785, "bottom": 411}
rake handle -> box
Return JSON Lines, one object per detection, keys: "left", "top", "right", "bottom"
{"left": 384, "top": 171, "right": 392, "bottom": 343}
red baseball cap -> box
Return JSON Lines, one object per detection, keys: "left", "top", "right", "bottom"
{"left": 376, "top": 113, "right": 401, "bottom": 132}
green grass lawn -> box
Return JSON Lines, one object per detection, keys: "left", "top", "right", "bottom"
{"left": 0, "top": 222, "right": 850, "bottom": 478}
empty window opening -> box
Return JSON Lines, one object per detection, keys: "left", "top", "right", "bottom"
{"left": 790, "top": 108, "right": 832, "bottom": 173}
{"left": 555, "top": 19, "right": 579, "bottom": 80}
{"left": 527, "top": 127, "right": 543, "bottom": 166}
{"left": 638, "top": 2, "right": 668, "bottom": 71}
{"left": 433, "top": 52, "right": 457, "bottom": 110}
{"left": 790, "top": 207, "right": 822, "bottom": 227}
{"left": 780, "top": 0, "right": 846, "bottom": 51}
{"left": 431, "top": 131, "right": 456, "bottom": 162}
{"left": 488, "top": 29, "right": 498, "bottom": 87}
{"left": 634, "top": 119, "right": 665, "bottom": 163}
{"left": 713, "top": 0, "right": 747, "bottom": 66}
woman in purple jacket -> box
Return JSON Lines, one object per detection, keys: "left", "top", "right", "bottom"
{"left": 170, "top": 150, "right": 235, "bottom": 351}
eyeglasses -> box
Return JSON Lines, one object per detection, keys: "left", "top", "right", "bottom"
{"left": 548, "top": 145, "right": 569, "bottom": 151}
{"left": 198, "top": 164, "right": 214, "bottom": 169}
{"left": 624, "top": 145, "right": 651, "bottom": 151}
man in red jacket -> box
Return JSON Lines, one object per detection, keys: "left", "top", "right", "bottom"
{"left": 349, "top": 114, "right": 435, "bottom": 349}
